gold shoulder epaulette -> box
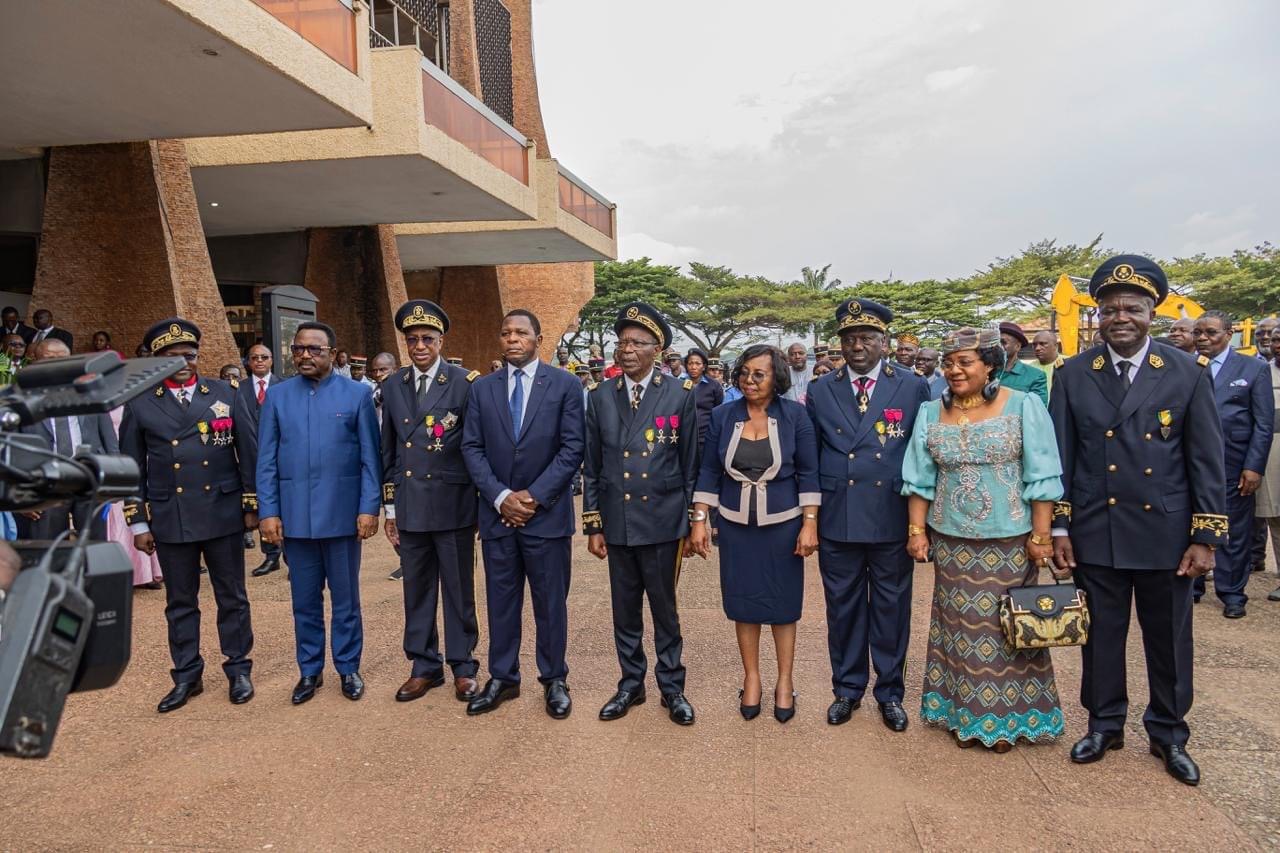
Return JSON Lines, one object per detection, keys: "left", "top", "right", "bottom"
{"left": 229, "top": 378, "right": 239, "bottom": 388}
{"left": 466, "top": 370, "right": 480, "bottom": 382}
{"left": 1197, "top": 354, "right": 1210, "bottom": 367}
{"left": 683, "top": 379, "right": 693, "bottom": 390}
{"left": 884, "top": 364, "right": 895, "bottom": 376}
{"left": 1092, "top": 356, "right": 1105, "bottom": 370}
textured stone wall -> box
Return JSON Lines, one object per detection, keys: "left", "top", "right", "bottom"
{"left": 31, "top": 140, "right": 239, "bottom": 370}
{"left": 302, "top": 225, "right": 409, "bottom": 365}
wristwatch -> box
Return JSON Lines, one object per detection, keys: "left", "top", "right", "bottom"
{"left": 1028, "top": 533, "right": 1052, "bottom": 546}
{"left": 907, "top": 524, "right": 926, "bottom": 536}
{"left": 689, "top": 510, "right": 708, "bottom": 523}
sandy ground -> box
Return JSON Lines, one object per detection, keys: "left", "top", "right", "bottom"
{"left": 3, "top": 511, "right": 1278, "bottom": 851}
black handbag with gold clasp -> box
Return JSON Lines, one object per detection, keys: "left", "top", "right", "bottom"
{"left": 999, "top": 573, "right": 1090, "bottom": 650}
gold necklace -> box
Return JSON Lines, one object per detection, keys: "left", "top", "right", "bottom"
{"left": 953, "top": 393, "right": 986, "bottom": 425}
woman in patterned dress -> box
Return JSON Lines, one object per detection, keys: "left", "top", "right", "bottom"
{"left": 901, "top": 327, "right": 1066, "bottom": 752}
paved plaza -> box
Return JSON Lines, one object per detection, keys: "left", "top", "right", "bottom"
{"left": 4, "top": 513, "right": 1279, "bottom": 851}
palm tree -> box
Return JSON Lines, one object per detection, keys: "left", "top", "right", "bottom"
{"left": 799, "top": 264, "right": 842, "bottom": 345}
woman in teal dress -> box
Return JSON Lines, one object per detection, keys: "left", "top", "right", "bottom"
{"left": 901, "top": 327, "right": 1066, "bottom": 752}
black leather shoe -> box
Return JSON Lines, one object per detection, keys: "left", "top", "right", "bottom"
{"left": 774, "top": 691, "right": 797, "bottom": 724}
{"left": 1150, "top": 742, "right": 1200, "bottom": 786}
{"left": 466, "top": 679, "right": 520, "bottom": 716}
{"left": 251, "top": 556, "right": 280, "bottom": 577}
{"left": 291, "top": 674, "right": 322, "bottom": 705}
{"left": 879, "top": 701, "right": 909, "bottom": 732}
{"left": 544, "top": 680, "right": 572, "bottom": 719}
{"left": 827, "top": 697, "right": 861, "bottom": 726}
{"left": 1070, "top": 731, "right": 1124, "bottom": 764}
{"left": 599, "top": 688, "right": 646, "bottom": 721}
{"left": 388, "top": 567, "right": 404, "bottom": 581}
{"left": 229, "top": 674, "right": 254, "bottom": 705}
{"left": 1224, "top": 604, "right": 1246, "bottom": 619}
{"left": 661, "top": 692, "right": 695, "bottom": 726}
{"left": 1193, "top": 595, "right": 1201, "bottom": 604}
{"left": 243, "top": 532, "right": 256, "bottom": 550}
{"left": 738, "top": 689, "right": 761, "bottom": 721}
{"left": 157, "top": 680, "right": 203, "bottom": 713}
{"left": 1269, "top": 585, "right": 1280, "bottom": 602}
{"left": 341, "top": 672, "right": 365, "bottom": 701}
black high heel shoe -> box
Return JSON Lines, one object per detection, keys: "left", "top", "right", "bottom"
{"left": 774, "top": 690, "right": 797, "bottom": 724}
{"left": 739, "top": 688, "right": 761, "bottom": 721}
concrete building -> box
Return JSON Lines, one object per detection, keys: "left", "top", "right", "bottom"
{"left": 0, "top": 0, "right": 616, "bottom": 371}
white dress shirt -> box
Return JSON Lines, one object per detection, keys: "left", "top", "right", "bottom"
{"left": 495, "top": 361, "right": 539, "bottom": 511}
{"left": 1207, "top": 346, "right": 1230, "bottom": 380}
{"left": 46, "top": 416, "right": 83, "bottom": 454}
{"left": 849, "top": 360, "right": 883, "bottom": 394}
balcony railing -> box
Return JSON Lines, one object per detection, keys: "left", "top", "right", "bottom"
{"left": 421, "top": 58, "right": 529, "bottom": 185}
{"left": 251, "top": 0, "right": 358, "bottom": 73}
{"left": 557, "top": 167, "right": 614, "bottom": 238}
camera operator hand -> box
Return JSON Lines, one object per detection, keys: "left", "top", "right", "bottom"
{"left": 0, "top": 541, "right": 18, "bottom": 593}
{"left": 133, "top": 532, "right": 156, "bottom": 555}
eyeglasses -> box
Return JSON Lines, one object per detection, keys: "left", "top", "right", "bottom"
{"left": 247, "top": 354, "right": 271, "bottom": 361}
{"left": 404, "top": 334, "right": 440, "bottom": 347}
{"left": 290, "top": 345, "right": 332, "bottom": 357}
{"left": 740, "top": 371, "right": 772, "bottom": 385}
{"left": 616, "top": 338, "right": 659, "bottom": 350}
{"left": 174, "top": 352, "right": 199, "bottom": 362}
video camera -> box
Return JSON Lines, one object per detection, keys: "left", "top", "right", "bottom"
{"left": 0, "top": 351, "right": 184, "bottom": 758}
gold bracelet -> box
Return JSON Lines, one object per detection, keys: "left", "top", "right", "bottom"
{"left": 907, "top": 524, "right": 926, "bottom": 536}
{"left": 1028, "top": 533, "right": 1052, "bottom": 546}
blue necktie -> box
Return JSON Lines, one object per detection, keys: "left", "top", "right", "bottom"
{"left": 510, "top": 368, "right": 525, "bottom": 440}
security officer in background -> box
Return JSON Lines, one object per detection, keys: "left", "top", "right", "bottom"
{"left": 120, "top": 318, "right": 259, "bottom": 713}
{"left": 381, "top": 300, "right": 483, "bottom": 704}
{"left": 585, "top": 302, "right": 699, "bottom": 725}
{"left": 1050, "top": 256, "right": 1225, "bottom": 786}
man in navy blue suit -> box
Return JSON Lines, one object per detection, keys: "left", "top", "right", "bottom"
{"left": 257, "top": 322, "right": 382, "bottom": 705}
{"left": 461, "top": 309, "right": 585, "bottom": 718}
{"left": 1192, "top": 309, "right": 1274, "bottom": 617}
{"left": 807, "top": 298, "right": 930, "bottom": 732}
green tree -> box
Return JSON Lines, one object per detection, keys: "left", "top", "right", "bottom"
{"left": 823, "top": 279, "right": 983, "bottom": 344}
{"left": 1169, "top": 244, "right": 1280, "bottom": 318}
{"left": 968, "top": 235, "right": 1109, "bottom": 319}
{"left": 797, "top": 264, "right": 843, "bottom": 343}
{"left": 561, "top": 258, "right": 680, "bottom": 358}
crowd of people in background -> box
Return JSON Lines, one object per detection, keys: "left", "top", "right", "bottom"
{"left": 1, "top": 251, "right": 1274, "bottom": 790}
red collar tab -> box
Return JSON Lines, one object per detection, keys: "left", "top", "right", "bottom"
{"left": 163, "top": 376, "right": 198, "bottom": 390}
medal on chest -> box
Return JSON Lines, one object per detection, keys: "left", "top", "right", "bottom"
{"left": 425, "top": 414, "right": 444, "bottom": 451}
{"left": 202, "top": 401, "right": 235, "bottom": 446}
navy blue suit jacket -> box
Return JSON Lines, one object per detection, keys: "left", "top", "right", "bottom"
{"left": 461, "top": 361, "right": 585, "bottom": 540}
{"left": 806, "top": 363, "right": 930, "bottom": 543}
{"left": 256, "top": 372, "right": 382, "bottom": 539}
{"left": 1212, "top": 349, "right": 1273, "bottom": 480}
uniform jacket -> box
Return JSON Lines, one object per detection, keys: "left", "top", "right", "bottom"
{"left": 583, "top": 369, "right": 699, "bottom": 546}
{"left": 1211, "top": 348, "right": 1273, "bottom": 480}
{"left": 23, "top": 413, "right": 119, "bottom": 455}
{"left": 119, "top": 377, "right": 257, "bottom": 543}
{"left": 1049, "top": 339, "right": 1227, "bottom": 570}
{"left": 805, "top": 363, "right": 930, "bottom": 543}
{"left": 256, "top": 372, "right": 381, "bottom": 539}
{"left": 236, "top": 371, "right": 282, "bottom": 430}
{"left": 461, "top": 361, "right": 584, "bottom": 541}
{"left": 693, "top": 396, "right": 819, "bottom": 526}
{"left": 380, "top": 361, "right": 480, "bottom": 533}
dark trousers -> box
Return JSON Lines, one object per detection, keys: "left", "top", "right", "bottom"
{"left": 480, "top": 532, "right": 571, "bottom": 685}
{"left": 818, "top": 539, "right": 913, "bottom": 703}
{"left": 1075, "top": 563, "right": 1194, "bottom": 747}
{"left": 284, "top": 536, "right": 363, "bottom": 676}
{"left": 16, "top": 500, "right": 107, "bottom": 541}
{"left": 607, "top": 539, "right": 686, "bottom": 695}
{"left": 1251, "top": 520, "right": 1268, "bottom": 569}
{"left": 1194, "top": 487, "right": 1253, "bottom": 607}
{"left": 399, "top": 527, "right": 479, "bottom": 679}
{"left": 155, "top": 530, "right": 253, "bottom": 685}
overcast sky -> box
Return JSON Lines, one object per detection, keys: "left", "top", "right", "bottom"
{"left": 532, "top": 0, "right": 1279, "bottom": 283}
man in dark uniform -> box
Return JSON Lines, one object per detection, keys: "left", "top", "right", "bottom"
{"left": 806, "top": 299, "right": 930, "bottom": 731}
{"left": 584, "top": 302, "right": 699, "bottom": 725}
{"left": 381, "top": 300, "right": 483, "bottom": 704}
{"left": 119, "top": 318, "right": 259, "bottom": 712}
{"left": 1051, "top": 256, "right": 1225, "bottom": 786}
{"left": 240, "top": 342, "right": 284, "bottom": 577}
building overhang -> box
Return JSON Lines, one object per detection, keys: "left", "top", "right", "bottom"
{"left": 394, "top": 158, "right": 617, "bottom": 269}
{"left": 0, "top": 0, "right": 374, "bottom": 156}
{"left": 187, "top": 47, "right": 537, "bottom": 236}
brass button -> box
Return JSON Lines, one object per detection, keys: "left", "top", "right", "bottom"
{"left": 173, "top": 462, "right": 181, "bottom": 470}
{"left": 641, "top": 472, "right": 648, "bottom": 479}
{"left": 1108, "top": 464, "right": 1117, "bottom": 472}
{"left": 848, "top": 479, "right": 854, "bottom": 486}
{"left": 1145, "top": 433, "right": 1152, "bottom": 440}
{"left": 624, "top": 493, "right": 631, "bottom": 501}
{"left": 848, "top": 452, "right": 855, "bottom": 459}
{"left": 1107, "top": 497, "right": 1116, "bottom": 506}
{"left": 875, "top": 452, "right": 882, "bottom": 460}
{"left": 405, "top": 470, "right": 412, "bottom": 477}
{"left": 1105, "top": 430, "right": 1114, "bottom": 438}
{"left": 202, "top": 460, "right": 209, "bottom": 467}
{"left": 642, "top": 452, "right": 648, "bottom": 458}
{"left": 875, "top": 481, "right": 882, "bottom": 487}
{"left": 1144, "top": 504, "right": 1152, "bottom": 511}
{"left": 624, "top": 472, "right": 631, "bottom": 479}
{"left": 176, "top": 487, "right": 184, "bottom": 494}
{"left": 1144, "top": 468, "right": 1152, "bottom": 476}
{"left": 171, "top": 439, "right": 179, "bottom": 447}
{"left": 204, "top": 485, "right": 211, "bottom": 492}
{"left": 836, "top": 428, "right": 842, "bottom": 434}
{"left": 425, "top": 474, "right": 431, "bottom": 479}
{"left": 406, "top": 442, "right": 412, "bottom": 448}
{"left": 641, "top": 495, "right": 648, "bottom": 502}
{"left": 403, "top": 418, "right": 409, "bottom": 424}
{"left": 624, "top": 451, "right": 630, "bottom": 458}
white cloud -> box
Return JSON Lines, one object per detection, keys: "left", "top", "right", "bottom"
{"left": 618, "top": 233, "right": 701, "bottom": 270}
{"left": 924, "top": 65, "right": 981, "bottom": 92}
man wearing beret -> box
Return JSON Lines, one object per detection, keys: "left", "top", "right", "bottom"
{"left": 119, "top": 318, "right": 259, "bottom": 712}
{"left": 381, "top": 300, "right": 484, "bottom": 703}
{"left": 807, "top": 299, "right": 930, "bottom": 731}
{"left": 1051, "top": 255, "right": 1225, "bottom": 785}
{"left": 461, "top": 309, "right": 585, "bottom": 718}
{"left": 584, "top": 302, "right": 700, "bottom": 725}
{"left": 998, "top": 322, "right": 1049, "bottom": 406}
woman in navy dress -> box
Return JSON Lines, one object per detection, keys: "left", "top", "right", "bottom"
{"left": 689, "top": 345, "right": 820, "bottom": 723}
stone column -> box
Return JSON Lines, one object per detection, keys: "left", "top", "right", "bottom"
{"left": 303, "top": 225, "right": 410, "bottom": 365}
